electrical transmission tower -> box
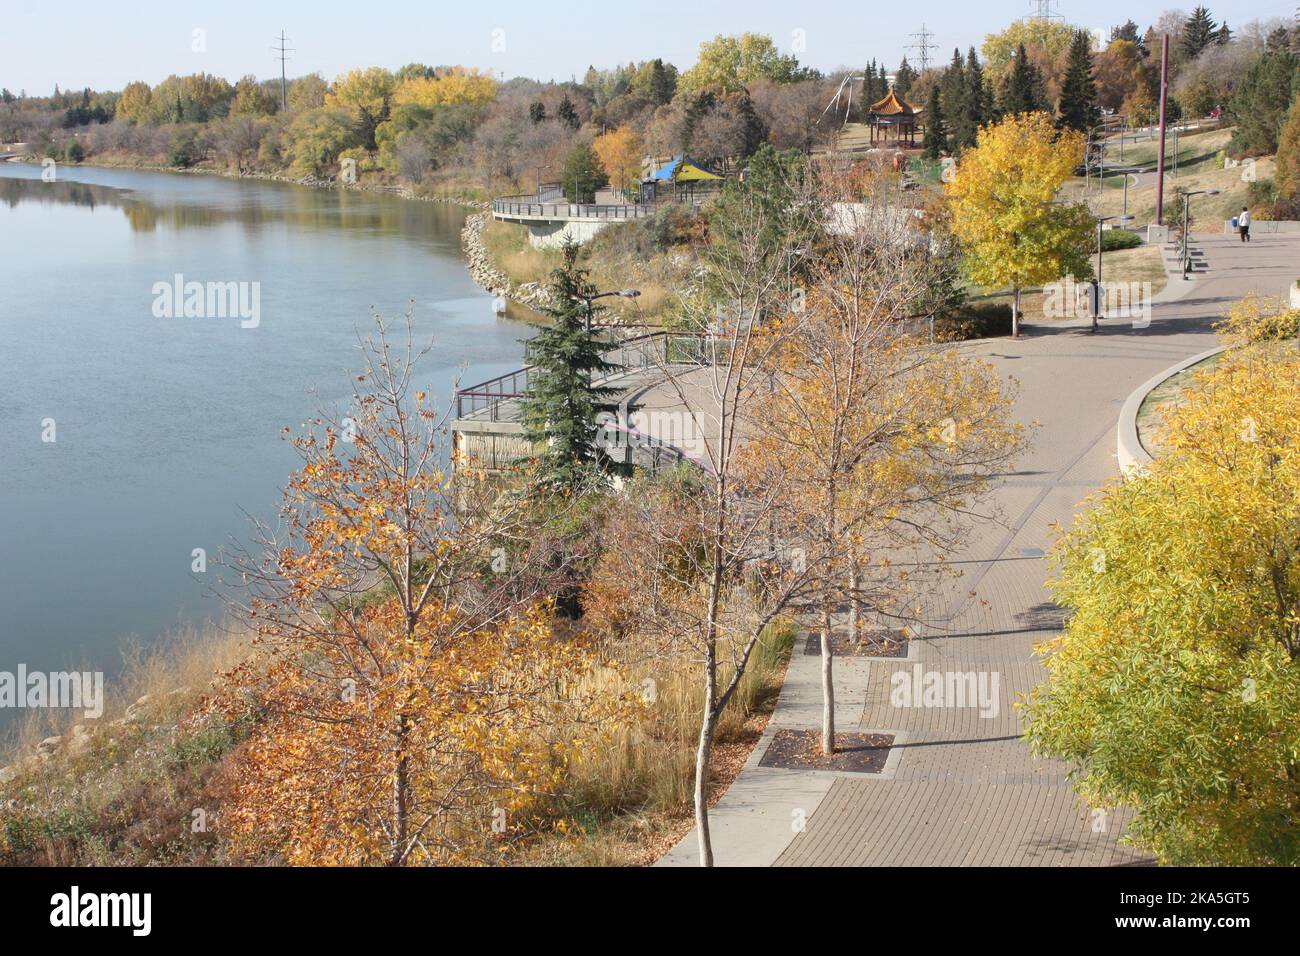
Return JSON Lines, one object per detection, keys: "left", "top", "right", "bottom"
{"left": 1028, "top": 0, "right": 1063, "bottom": 20}
{"left": 271, "top": 30, "right": 295, "bottom": 111}
{"left": 907, "top": 24, "right": 938, "bottom": 72}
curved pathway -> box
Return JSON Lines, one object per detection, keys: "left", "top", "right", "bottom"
{"left": 658, "top": 231, "right": 1300, "bottom": 866}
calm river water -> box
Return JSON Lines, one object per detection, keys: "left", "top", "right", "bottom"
{"left": 0, "top": 163, "right": 531, "bottom": 696}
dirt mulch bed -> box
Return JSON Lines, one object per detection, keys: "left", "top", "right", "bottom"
{"left": 759, "top": 729, "right": 894, "bottom": 774}
{"left": 802, "top": 630, "right": 909, "bottom": 659}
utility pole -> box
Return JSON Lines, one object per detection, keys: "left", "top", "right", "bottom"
{"left": 907, "top": 24, "right": 938, "bottom": 72}
{"left": 1155, "top": 34, "right": 1169, "bottom": 225}
{"left": 272, "top": 30, "right": 294, "bottom": 112}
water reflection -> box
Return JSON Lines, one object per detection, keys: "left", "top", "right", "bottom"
{"left": 0, "top": 168, "right": 467, "bottom": 241}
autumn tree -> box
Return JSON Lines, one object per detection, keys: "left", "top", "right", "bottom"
{"left": 746, "top": 165, "right": 1024, "bottom": 754}
{"left": 679, "top": 33, "right": 807, "bottom": 94}
{"left": 326, "top": 67, "right": 396, "bottom": 150}
{"left": 600, "top": 153, "right": 820, "bottom": 865}
{"left": 114, "top": 81, "right": 152, "bottom": 124}
{"left": 1027, "top": 313, "right": 1300, "bottom": 865}
{"left": 592, "top": 125, "right": 643, "bottom": 198}
{"left": 230, "top": 75, "right": 277, "bottom": 117}
{"left": 393, "top": 67, "right": 497, "bottom": 109}
{"left": 946, "top": 112, "right": 1093, "bottom": 336}
{"left": 1276, "top": 99, "right": 1300, "bottom": 199}
{"left": 219, "top": 315, "right": 620, "bottom": 865}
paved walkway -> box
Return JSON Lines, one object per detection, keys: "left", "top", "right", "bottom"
{"left": 658, "top": 232, "right": 1300, "bottom": 866}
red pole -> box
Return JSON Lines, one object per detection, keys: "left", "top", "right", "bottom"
{"left": 1155, "top": 35, "right": 1169, "bottom": 226}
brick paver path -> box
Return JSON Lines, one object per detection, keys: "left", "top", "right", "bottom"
{"left": 659, "top": 232, "right": 1300, "bottom": 867}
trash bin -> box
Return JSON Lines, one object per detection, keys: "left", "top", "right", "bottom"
{"left": 1231, "top": 217, "right": 1239, "bottom": 229}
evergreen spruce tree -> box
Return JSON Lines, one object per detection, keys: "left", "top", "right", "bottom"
{"left": 963, "top": 47, "right": 990, "bottom": 147}
{"left": 557, "top": 95, "right": 580, "bottom": 129}
{"left": 941, "top": 49, "right": 969, "bottom": 153}
{"left": 894, "top": 57, "right": 917, "bottom": 97}
{"left": 560, "top": 141, "right": 607, "bottom": 203}
{"left": 735, "top": 92, "right": 768, "bottom": 159}
{"left": 649, "top": 58, "right": 675, "bottom": 105}
{"left": 1229, "top": 49, "right": 1300, "bottom": 155}
{"left": 520, "top": 241, "right": 618, "bottom": 490}
{"left": 922, "top": 84, "right": 946, "bottom": 159}
{"left": 1001, "top": 43, "right": 1048, "bottom": 116}
{"left": 1181, "top": 7, "right": 1218, "bottom": 60}
{"left": 1058, "top": 29, "right": 1101, "bottom": 133}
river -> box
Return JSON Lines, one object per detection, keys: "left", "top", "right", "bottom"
{"left": 0, "top": 163, "right": 531, "bottom": 699}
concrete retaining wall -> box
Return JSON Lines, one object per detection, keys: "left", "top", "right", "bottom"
{"left": 1116, "top": 345, "right": 1226, "bottom": 478}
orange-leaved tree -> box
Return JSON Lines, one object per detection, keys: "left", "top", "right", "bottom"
{"left": 218, "top": 314, "right": 626, "bottom": 865}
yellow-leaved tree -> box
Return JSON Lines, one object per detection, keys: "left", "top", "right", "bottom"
{"left": 592, "top": 126, "right": 644, "bottom": 199}
{"left": 393, "top": 67, "right": 497, "bottom": 109}
{"left": 1026, "top": 302, "right": 1300, "bottom": 865}
{"left": 946, "top": 112, "right": 1094, "bottom": 336}
{"left": 326, "top": 67, "right": 397, "bottom": 150}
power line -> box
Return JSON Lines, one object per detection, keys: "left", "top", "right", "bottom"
{"left": 271, "top": 30, "right": 295, "bottom": 111}
{"left": 907, "top": 23, "right": 938, "bottom": 72}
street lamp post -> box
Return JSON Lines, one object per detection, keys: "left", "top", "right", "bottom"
{"left": 535, "top": 164, "right": 552, "bottom": 202}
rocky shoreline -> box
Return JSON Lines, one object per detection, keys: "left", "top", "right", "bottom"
{"left": 459, "top": 211, "right": 554, "bottom": 312}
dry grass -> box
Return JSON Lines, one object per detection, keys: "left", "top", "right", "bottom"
{"left": 972, "top": 243, "right": 1169, "bottom": 322}
{"left": 483, "top": 220, "right": 682, "bottom": 323}
{"left": 1066, "top": 127, "right": 1274, "bottom": 232}
{"left": 525, "top": 618, "right": 796, "bottom": 866}
{"left": 0, "top": 624, "right": 257, "bottom": 866}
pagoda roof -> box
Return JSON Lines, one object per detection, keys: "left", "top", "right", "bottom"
{"left": 868, "top": 89, "right": 918, "bottom": 116}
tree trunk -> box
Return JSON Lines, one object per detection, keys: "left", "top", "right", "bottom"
{"left": 390, "top": 712, "right": 409, "bottom": 866}
{"left": 847, "top": 559, "right": 859, "bottom": 645}
{"left": 1012, "top": 285, "right": 1021, "bottom": 338}
{"left": 821, "top": 604, "right": 836, "bottom": 755}
{"left": 694, "top": 652, "right": 718, "bottom": 867}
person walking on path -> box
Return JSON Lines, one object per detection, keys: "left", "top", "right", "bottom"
{"left": 1239, "top": 206, "right": 1252, "bottom": 243}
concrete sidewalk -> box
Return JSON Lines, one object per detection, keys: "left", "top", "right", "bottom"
{"left": 658, "top": 232, "right": 1300, "bottom": 867}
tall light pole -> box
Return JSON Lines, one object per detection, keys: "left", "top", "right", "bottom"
{"left": 1155, "top": 34, "right": 1170, "bottom": 225}
{"left": 535, "top": 165, "right": 552, "bottom": 202}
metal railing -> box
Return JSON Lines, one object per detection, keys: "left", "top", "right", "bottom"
{"left": 492, "top": 197, "right": 654, "bottom": 220}
{"left": 456, "top": 329, "right": 718, "bottom": 422}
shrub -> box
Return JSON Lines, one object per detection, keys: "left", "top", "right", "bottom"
{"left": 1215, "top": 292, "right": 1300, "bottom": 343}
{"left": 933, "top": 302, "right": 1013, "bottom": 341}
{"left": 62, "top": 140, "right": 84, "bottom": 163}
{"left": 166, "top": 126, "right": 202, "bottom": 167}
{"left": 1100, "top": 228, "right": 1141, "bottom": 252}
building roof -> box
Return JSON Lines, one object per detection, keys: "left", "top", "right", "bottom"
{"left": 650, "top": 156, "right": 723, "bottom": 182}
{"left": 868, "top": 89, "right": 918, "bottom": 117}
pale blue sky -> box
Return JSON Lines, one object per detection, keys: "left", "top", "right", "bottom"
{"left": 3, "top": 0, "right": 1297, "bottom": 94}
